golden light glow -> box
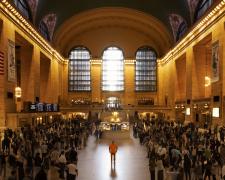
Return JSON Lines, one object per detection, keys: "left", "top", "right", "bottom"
{"left": 204, "top": 76, "right": 211, "bottom": 87}
{"left": 159, "top": 0, "right": 225, "bottom": 65}
{"left": 110, "top": 117, "right": 120, "bottom": 122}
{"left": 112, "top": 111, "right": 118, "bottom": 117}
{"left": 90, "top": 59, "right": 102, "bottom": 64}
{"left": 204, "top": 103, "right": 209, "bottom": 109}
{"left": 125, "top": 59, "right": 135, "bottom": 64}
{"left": 15, "top": 87, "right": 22, "bottom": 98}
{"left": 0, "top": 0, "right": 67, "bottom": 64}
{"left": 193, "top": 104, "right": 198, "bottom": 109}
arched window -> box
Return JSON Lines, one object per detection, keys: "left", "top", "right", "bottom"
{"left": 13, "top": 0, "right": 32, "bottom": 21}
{"left": 68, "top": 47, "right": 91, "bottom": 91}
{"left": 135, "top": 47, "right": 157, "bottom": 92}
{"left": 39, "top": 21, "right": 50, "bottom": 41}
{"left": 194, "top": 0, "right": 213, "bottom": 21}
{"left": 102, "top": 47, "right": 124, "bottom": 91}
{"left": 176, "top": 21, "right": 187, "bottom": 41}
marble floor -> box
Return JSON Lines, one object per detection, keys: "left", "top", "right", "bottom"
{"left": 76, "top": 131, "right": 150, "bottom": 180}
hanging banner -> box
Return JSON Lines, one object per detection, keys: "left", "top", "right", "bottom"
{"left": 8, "top": 39, "right": 16, "bottom": 82}
{"left": 211, "top": 41, "right": 219, "bottom": 83}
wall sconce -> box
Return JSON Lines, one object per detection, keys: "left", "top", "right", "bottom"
{"left": 205, "top": 76, "right": 211, "bottom": 87}
{"left": 15, "top": 87, "right": 22, "bottom": 98}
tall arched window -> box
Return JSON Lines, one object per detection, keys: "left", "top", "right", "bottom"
{"left": 39, "top": 21, "right": 50, "bottom": 41}
{"left": 194, "top": 0, "right": 213, "bottom": 21}
{"left": 13, "top": 0, "right": 32, "bottom": 21}
{"left": 69, "top": 47, "right": 91, "bottom": 91}
{"left": 135, "top": 47, "right": 157, "bottom": 91}
{"left": 102, "top": 47, "right": 124, "bottom": 91}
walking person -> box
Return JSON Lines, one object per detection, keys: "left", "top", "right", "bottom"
{"left": 0, "top": 151, "right": 7, "bottom": 178}
{"left": 203, "top": 159, "right": 212, "bottom": 180}
{"left": 149, "top": 148, "right": 156, "bottom": 180}
{"left": 35, "top": 167, "right": 47, "bottom": 180}
{"left": 156, "top": 158, "right": 164, "bottom": 180}
{"left": 58, "top": 151, "right": 67, "bottom": 179}
{"left": 67, "top": 162, "right": 78, "bottom": 180}
{"left": 183, "top": 153, "right": 192, "bottom": 180}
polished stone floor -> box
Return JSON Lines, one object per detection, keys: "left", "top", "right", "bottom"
{"left": 76, "top": 131, "right": 150, "bottom": 180}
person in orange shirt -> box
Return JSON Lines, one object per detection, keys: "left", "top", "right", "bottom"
{"left": 109, "top": 141, "right": 118, "bottom": 164}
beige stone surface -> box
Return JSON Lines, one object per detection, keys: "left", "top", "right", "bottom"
{"left": 76, "top": 133, "right": 150, "bottom": 180}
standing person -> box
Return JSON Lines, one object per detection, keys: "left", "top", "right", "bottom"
{"left": 183, "top": 153, "right": 192, "bottom": 180}
{"left": 58, "top": 151, "right": 67, "bottom": 179}
{"left": 35, "top": 167, "right": 47, "bottom": 180}
{"left": 204, "top": 159, "right": 212, "bottom": 180}
{"left": 109, "top": 141, "right": 118, "bottom": 165}
{"left": 23, "top": 168, "right": 32, "bottom": 180}
{"left": 156, "top": 158, "right": 164, "bottom": 180}
{"left": 67, "top": 162, "right": 78, "bottom": 180}
{"left": 26, "top": 152, "right": 33, "bottom": 177}
{"left": 2, "top": 135, "right": 10, "bottom": 154}
{"left": 193, "top": 161, "right": 203, "bottom": 180}
{"left": 50, "top": 148, "right": 59, "bottom": 165}
{"left": 17, "top": 159, "right": 25, "bottom": 180}
{"left": 68, "top": 147, "right": 78, "bottom": 163}
{"left": 149, "top": 148, "right": 156, "bottom": 180}
{"left": 41, "top": 142, "right": 48, "bottom": 158}
{"left": 34, "top": 152, "right": 42, "bottom": 177}
{"left": 0, "top": 151, "right": 6, "bottom": 178}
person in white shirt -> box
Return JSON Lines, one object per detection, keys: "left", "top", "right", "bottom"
{"left": 41, "top": 142, "right": 48, "bottom": 158}
{"left": 58, "top": 151, "right": 67, "bottom": 164}
{"left": 67, "top": 162, "right": 78, "bottom": 180}
{"left": 157, "top": 145, "right": 167, "bottom": 157}
{"left": 50, "top": 148, "right": 59, "bottom": 165}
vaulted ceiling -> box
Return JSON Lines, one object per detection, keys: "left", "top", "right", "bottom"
{"left": 9, "top": 0, "right": 220, "bottom": 57}
{"left": 35, "top": 0, "right": 190, "bottom": 32}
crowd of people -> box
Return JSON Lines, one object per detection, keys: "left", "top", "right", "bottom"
{"left": 134, "top": 119, "right": 225, "bottom": 180}
{"left": 2, "top": 115, "right": 225, "bottom": 180}
{"left": 0, "top": 119, "right": 94, "bottom": 180}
